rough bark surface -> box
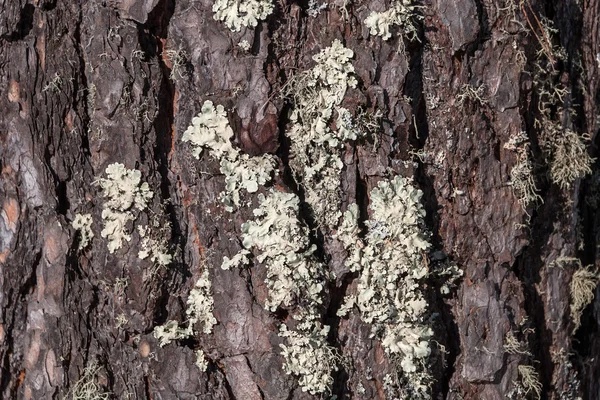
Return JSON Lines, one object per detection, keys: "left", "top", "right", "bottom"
{"left": 0, "top": 0, "right": 599, "bottom": 399}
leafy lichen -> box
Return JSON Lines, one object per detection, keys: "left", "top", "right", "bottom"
{"left": 284, "top": 39, "right": 367, "bottom": 228}
{"left": 338, "top": 175, "right": 434, "bottom": 398}
{"left": 364, "top": 0, "right": 422, "bottom": 41}
{"left": 97, "top": 163, "right": 153, "bottom": 253}
{"left": 222, "top": 188, "right": 339, "bottom": 394}
{"left": 212, "top": 0, "right": 274, "bottom": 32}
{"left": 182, "top": 100, "right": 276, "bottom": 211}
{"left": 72, "top": 213, "right": 94, "bottom": 250}
{"left": 153, "top": 269, "right": 216, "bottom": 346}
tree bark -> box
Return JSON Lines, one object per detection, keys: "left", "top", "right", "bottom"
{"left": 1, "top": 0, "right": 599, "bottom": 399}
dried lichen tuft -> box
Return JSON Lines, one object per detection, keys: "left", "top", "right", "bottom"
{"left": 570, "top": 265, "right": 599, "bottom": 331}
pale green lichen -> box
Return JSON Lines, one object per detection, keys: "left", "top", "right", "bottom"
{"left": 195, "top": 349, "right": 209, "bottom": 372}
{"left": 285, "top": 39, "right": 367, "bottom": 228}
{"left": 364, "top": 0, "right": 422, "bottom": 41}
{"left": 97, "top": 163, "right": 153, "bottom": 253}
{"left": 69, "top": 361, "right": 110, "bottom": 400}
{"left": 223, "top": 188, "right": 338, "bottom": 394}
{"left": 154, "top": 269, "right": 216, "bottom": 346}
{"left": 237, "top": 189, "right": 327, "bottom": 318}
{"left": 154, "top": 320, "right": 188, "bottom": 347}
{"left": 532, "top": 41, "right": 593, "bottom": 190}
{"left": 182, "top": 100, "right": 276, "bottom": 211}
{"left": 338, "top": 175, "right": 433, "bottom": 398}
{"left": 504, "top": 131, "right": 542, "bottom": 209}
{"left": 137, "top": 225, "right": 172, "bottom": 267}
{"left": 279, "top": 324, "right": 340, "bottom": 395}
{"left": 570, "top": 265, "right": 599, "bottom": 331}
{"left": 72, "top": 213, "right": 94, "bottom": 250}
{"left": 212, "top": 0, "right": 274, "bottom": 32}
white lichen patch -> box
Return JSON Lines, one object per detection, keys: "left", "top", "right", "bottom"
{"left": 97, "top": 163, "right": 153, "bottom": 253}
{"left": 237, "top": 189, "right": 327, "bottom": 317}
{"left": 212, "top": 0, "right": 274, "bottom": 32}
{"left": 182, "top": 101, "right": 236, "bottom": 159}
{"left": 364, "top": 0, "right": 422, "bottom": 41}
{"left": 279, "top": 324, "right": 340, "bottom": 395}
{"left": 504, "top": 131, "right": 542, "bottom": 209}
{"left": 195, "top": 349, "right": 209, "bottom": 372}
{"left": 337, "top": 175, "right": 434, "bottom": 398}
{"left": 72, "top": 213, "right": 94, "bottom": 250}
{"left": 137, "top": 225, "right": 172, "bottom": 267}
{"left": 284, "top": 39, "right": 367, "bottom": 228}
{"left": 154, "top": 320, "right": 189, "bottom": 347}
{"left": 153, "top": 269, "right": 216, "bottom": 346}
{"left": 238, "top": 39, "right": 251, "bottom": 51}
{"left": 186, "top": 269, "right": 218, "bottom": 335}
{"left": 182, "top": 100, "right": 276, "bottom": 211}
{"left": 224, "top": 188, "right": 339, "bottom": 394}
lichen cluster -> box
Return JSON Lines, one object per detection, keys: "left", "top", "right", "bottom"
{"left": 337, "top": 176, "right": 434, "bottom": 398}
{"left": 364, "top": 0, "right": 422, "bottom": 41}
{"left": 504, "top": 131, "right": 542, "bottom": 209}
{"left": 284, "top": 39, "right": 367, "bottom": 228}
{"left": 212, "top": 0, "right": 273, "bottom": 32}
{"left": 221, "top": 189, "right": 339, "bottom": 394}
{"left": 182, "top": 100, "right": 276, "bottom": 211}
{"left": 154, "top": 269, "right": 216, "bottom": 346}
{"left": 72, "top": 213, "right": 94, "bottom": 250}
{"left": 97, "top": 163, "right": 153, "bottom": 253}
{"left": 532, "top": 39, "right": 593, "bottom": 189}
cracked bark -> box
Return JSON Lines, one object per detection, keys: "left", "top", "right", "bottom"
{"left": 1, "top": 0, "right": 599, "bottom": 399}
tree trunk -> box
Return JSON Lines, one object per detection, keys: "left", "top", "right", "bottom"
{"left": 1, "top": 0, "right": 599, "bottom": 399}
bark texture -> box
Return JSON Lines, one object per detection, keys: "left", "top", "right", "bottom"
{"left": 0, "top": 0, "right": 599, "bottom": 399}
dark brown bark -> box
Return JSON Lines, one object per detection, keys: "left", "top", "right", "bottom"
{"left": 1, "top": 0, "right": 599, "bottom": 399}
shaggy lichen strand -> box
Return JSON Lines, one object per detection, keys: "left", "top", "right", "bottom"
{"left": 97, "top": 163, "right": 153, "bottom": 253}
{"left": 222, "top": 189, "right": 339, "bottom": 394}
{"left": 212, "top": 0, "right": 274, "bottom": 32}
{"left": 285, "top": 39, "right": 366, "bottom": 228}
{"left": 182, "top": 100, "right": 276, "bottom": 211}
{"left": 504, "top": 131, "right": 542, "bottom": 209}
{"left": 532, "top": 43, "right": 593, "bottom": 189}
{"left": 338, "top": 175, "right": 434, "bottom": 398}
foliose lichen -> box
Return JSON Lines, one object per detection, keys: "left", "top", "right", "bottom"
{"left": 337, "top": 175, "right": 434, "bottom": 398}
{"left": 222, "top": 189, "right": 339, "bottom": 394}
{"left": 182, "top": 100, "right": 276, "bottom": 212}
{"left": 72, "top": 213, "right": 94, "bottom": 250}
{"left": 278, "top": 324, "right": 340, "bottom": 395}
{"left": 224, "top": 189, "right": 327, "bottom": 321}
{"left": 284, "top": 39, "right": 367, "bottom": 228}
{"left": 97, "top": 163, "right": 153, "bottom": 253}
{"left": 364, "top": 0, "right": 422, "bottom": 41}
{"left": 212, "top": 0, "right": 274, "bottom": 32}
{"left": 137, "top": 225, "right": 172, "bottom": 267}
{"left": 153, "top": 269, "right": 216, "bottom": 346}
